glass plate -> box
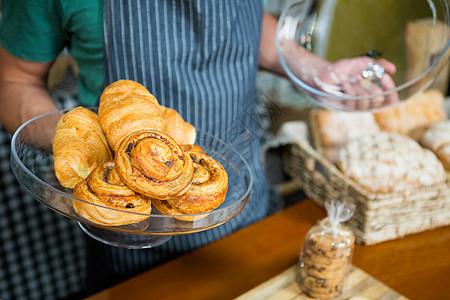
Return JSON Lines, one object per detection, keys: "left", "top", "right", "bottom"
{"left": 10, "top": 108, "right": 253, "bottom": 249}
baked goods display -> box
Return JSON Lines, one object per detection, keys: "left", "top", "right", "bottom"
{"left": 53, "top": 106, "right": 113, "bottom": 189}
{"left": 53, "top": 80, "right": 228, "bottom": 226}
{"left": 152, "top": 145, "right": 228, "bottom": 221}
{"left": 337, "top": 132, "right": 446, "bottom": 193}
{"left": 308, "top": 89, "right": 449, "bottom": 193}
{"left": 420, "top": 120, "right": 450, "bottom": 169}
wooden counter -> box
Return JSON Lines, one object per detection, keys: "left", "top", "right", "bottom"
{"left": 87, "top": 199, "right": 450, "bottom": 300}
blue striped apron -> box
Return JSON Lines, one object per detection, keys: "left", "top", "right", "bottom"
{"left": 86, "top": 0, "right": 270, "bottom": 292}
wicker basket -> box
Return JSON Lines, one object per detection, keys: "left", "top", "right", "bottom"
{"left": 282, "top": 138, "right": 450, "bottom": 245}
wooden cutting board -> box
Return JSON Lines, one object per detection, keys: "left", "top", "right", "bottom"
{"left": 234, "top": 265, "right": 408, "bottom": 300}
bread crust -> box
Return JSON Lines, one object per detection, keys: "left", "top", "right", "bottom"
{"left": 373, "top": 89, "right": 446, "bottom": 139}
{"left": 420, "top": 120, "right": 450, "bottom": 170}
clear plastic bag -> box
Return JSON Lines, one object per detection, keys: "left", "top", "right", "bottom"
{"left": 298, "top": 201, "right": 355, "bottom": 299}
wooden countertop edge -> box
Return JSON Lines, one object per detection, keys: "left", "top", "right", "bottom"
{"left": 86, "top": 199, "right": 450, "bottom": 300}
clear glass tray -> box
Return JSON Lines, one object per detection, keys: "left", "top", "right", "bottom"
{"left": 10, "top": 108, "right": 253, "bottom": 249}
{"left": 276, "top": 0, "right": 450, "bottom": 111}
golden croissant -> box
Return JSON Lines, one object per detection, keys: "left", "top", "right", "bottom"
{"left": 161, "top": 106, "right": 196, "bottom": 145}
{"left": 152, "top": 145, "right": 228, "bottom": 221}
{"left": 72, "top": 161, "right": 152, "bottom": 226}
{"left": 115, "top": 129, "right": 194, "bottom": 200}
{"left": 98, "top": 80, "right": 166, "bottom": 152}
{"left": 53, "top": 106, "right": 113, "bottom": 189}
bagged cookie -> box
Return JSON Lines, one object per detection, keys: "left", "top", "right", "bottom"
{"left": 298, "top": 201, "right": 355, "bottom": 299}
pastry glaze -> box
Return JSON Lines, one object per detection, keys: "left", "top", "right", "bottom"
{"left": 72, "top": 161, "right": 152, "bottom": 226}
{"left": 152, "top": 146, "right": 228, "bottom": 221}
{"left": 115, "top": 129, "right": 194, "bottom": 200}
{"left": 53, "top": 106, "right": 113, "bottom": 189}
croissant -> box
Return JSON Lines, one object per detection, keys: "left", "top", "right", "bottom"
{"left": 72, "top": 161, "right": 152, "bottom": 226}
{"left": 53, "top": 106, "right": 113, "bottom": 189}
{"left": 115, "top": 129, "right": 194, "bottom": 199}
{"left": 161, "top": 106, "right": 196, "bottom": 145}
{"left": 98, "top": 80, "right": 166, "bottom": 152}
{"left": 152, "top": 146, "right": 228, "bottom": 221}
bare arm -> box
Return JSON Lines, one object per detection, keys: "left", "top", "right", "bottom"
{"left": 0, "top": 44, "right": 58, "bottom": 135}
{"left": 259, "top": 13, "right": 332, "bottom": 80}
{"left": 258, "top": 13, "right": 288, "bottom": 77}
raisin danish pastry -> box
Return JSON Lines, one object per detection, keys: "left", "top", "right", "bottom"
{"left": 152, "top": 145, "right": 228, "bottom": 221}
{"left": 115, "top": 129, "right": 194, "bottom": 199}
{"left": 72, "top": 161, "right": 152, "bottom": 226}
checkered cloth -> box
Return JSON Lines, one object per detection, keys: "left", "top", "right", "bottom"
{"left": 0, "top": 72, "right": 87, "bottom": 300}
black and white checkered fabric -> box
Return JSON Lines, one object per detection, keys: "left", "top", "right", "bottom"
{"left": 0, "top": 71, "right": 86, "bottom": 300}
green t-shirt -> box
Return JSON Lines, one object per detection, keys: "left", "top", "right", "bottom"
{"left": 0, "top": 0, "right": 104, "bottom": 106}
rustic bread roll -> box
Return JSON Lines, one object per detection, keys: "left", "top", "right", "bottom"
{"left": 309, "top": 109, "right": 380, "bottom": 162}
{"left": 152, "top": 146, "right": 228, "bottom": 221}
{"left": 420, "top": 120, "right": 450, "bottom": 169}
{"left": 373, "top": 89, "right": 446, "bottom": 140}
{"left": 161, "top": 106, "right": 196, "bottom": 145}
{"left": 98, "top": 80, "right": 166, "bottom": 152}
{"left": 337, "top": 132, "right": 446, "bottom": 193}
{"left": 72, "top": 161, "right": 152, "bottom": 226}
{"left": 53, "top": 107, "right": 113, "bottom": 189}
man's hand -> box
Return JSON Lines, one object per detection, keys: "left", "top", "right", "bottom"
{"left": 278, "top": 39, "right": 398, "bottom": 111}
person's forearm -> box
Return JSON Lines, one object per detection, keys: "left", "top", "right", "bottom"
{"left": 258, "top": 13, "right": 330, "bottom": 82}
{"left": 258, "top": 13, "right": 287, "bottom": 77}
{"left": 0, "top": 82, "right": 58, "bottom": 134}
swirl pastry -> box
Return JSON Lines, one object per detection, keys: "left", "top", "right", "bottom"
{"left": 98, "top": 80, "right": 166, "bottom": 152}
{"left": 72, "top": 161, "right": 152, "bottom": 226}
{"left": 115, "top": 129, "right": 194, "bottom": 199}
{"left": 161, "top": 106, "right": 196, "bottom": 145}
{"left": 53, "top": 106, "right": 113, "bottom": 189}
{"left": 152, "top": 146, "right": 228, "bottom": 221}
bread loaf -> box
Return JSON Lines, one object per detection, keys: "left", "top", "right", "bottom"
{"left": 337, "top": 132, "right": 446, "bottom": 193}
{"left": 373, "top": 89, "right": 446, "bottom": 140}
{"left": 310, "top": 109, "right": 380, "bottom": 162}
{"left": 420, "top": 120, "right": 450, "bottom": 169}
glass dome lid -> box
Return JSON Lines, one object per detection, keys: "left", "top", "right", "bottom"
{"left": 276, "top": 0, "right": 450, "bottom": 111}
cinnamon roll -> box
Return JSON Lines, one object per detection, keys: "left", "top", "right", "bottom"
{"left": 72, "top": 161, "right": 152, "bottom": 226}
{"left": 115, "top": 129, "right": 194, "bottom": 200}
{"left": 152, "top": 147, "right": 228, "bottom": 221}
